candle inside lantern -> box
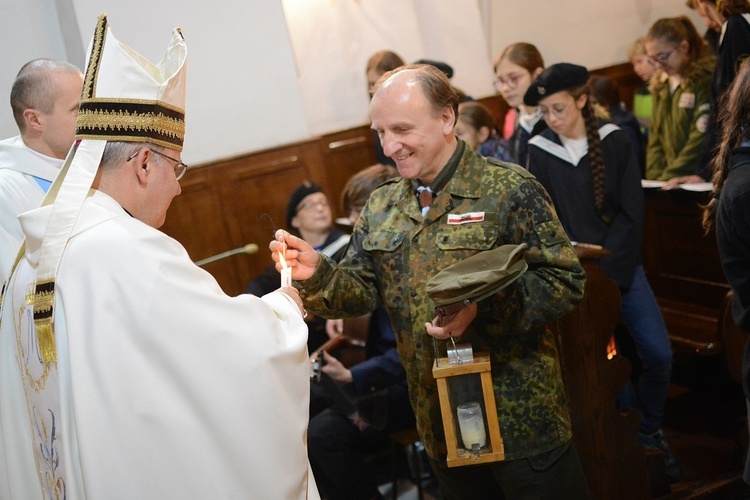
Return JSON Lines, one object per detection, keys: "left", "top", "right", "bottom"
{"left": 457, "top": 401, "right": 486, "bottom": 450}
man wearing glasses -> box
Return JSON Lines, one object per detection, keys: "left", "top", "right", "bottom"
{"left": 0, "top": 15, "right": 317, "bottom": 499}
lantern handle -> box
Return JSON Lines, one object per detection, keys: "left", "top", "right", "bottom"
{"left": 450, "top": 336, "right": 462, "bottom": 364}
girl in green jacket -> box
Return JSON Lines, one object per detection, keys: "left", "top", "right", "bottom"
{"left": 645, "top": 16, "right": 715, "bottom": 183}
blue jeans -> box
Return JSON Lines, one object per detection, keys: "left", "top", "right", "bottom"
{"left": 618, "top": 265, "right": 673, "bottom": 434}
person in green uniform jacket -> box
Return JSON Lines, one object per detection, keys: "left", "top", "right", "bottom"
{"left": 645, "top": 16, "right": 716, "bottom": 182}
{"left": 269, "top": 63, "right": 590, "bottom": 499}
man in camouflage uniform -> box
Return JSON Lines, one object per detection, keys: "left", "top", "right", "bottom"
{"left": 271, "top": 64, "right": 590, "bottom": 499}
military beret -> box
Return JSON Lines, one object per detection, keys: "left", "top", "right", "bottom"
{"left": 523, "top": 63, "right": 590, "bottom": 106}
{"left": 427, "top": 243, "right": 528, "bottom": 320}
{"left": 414, "top": 59, "right": 454, "bottom": 79}
{"left": 286, "top": 181, "right": 323, "bottom": 228}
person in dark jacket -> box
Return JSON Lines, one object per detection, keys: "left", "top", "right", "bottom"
{"left": 703, "top": 57, "right": 750, "bottom": 488}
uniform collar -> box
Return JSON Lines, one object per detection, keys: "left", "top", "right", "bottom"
{"left": 410, "top": 140, "right": 465, "bottom": 196}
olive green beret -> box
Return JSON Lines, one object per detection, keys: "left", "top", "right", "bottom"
{"left": 427, "top": 243, "right": 528, "bottom": 311}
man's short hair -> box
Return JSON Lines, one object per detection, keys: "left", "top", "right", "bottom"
{"left": 100, "top": 142, "right": 171, "bottom": 171}
{"left": 10, "top": 58, "right": 81, "bottom": 131}
{"left": 372, "top": 63, "right": 460, "bottom": 125}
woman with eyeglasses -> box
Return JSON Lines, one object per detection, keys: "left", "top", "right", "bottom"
{"left": 524, "top": 63, "right": 682, "bottom": 483}
{"left": 493, "top": 42, "right": 545, "bottom": 166}
{"left": 644, "top": 16, "right": 715, "bottom": 182}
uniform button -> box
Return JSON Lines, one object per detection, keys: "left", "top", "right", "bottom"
{"left": 410, "top": 290, "right": 417, "bottom": 297}
{"left": 412, "top": 236, "right": 418, "bottom": 242}
{"left": 416, "top": 342, "right": 422, "bottom": 349}
{"left": 442, "top": 236, "right": 449, "bottom": 243}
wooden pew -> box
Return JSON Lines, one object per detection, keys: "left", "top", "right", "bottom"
{"left": 552, "top": 246, "right": 652, "bottom": 499}
{"left": 642, "top": 187, "right": 730, "bottom": 355}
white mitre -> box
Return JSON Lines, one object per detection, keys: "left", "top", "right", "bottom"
{"left": 30, "top": 13, "right": 188, "bottom": 363}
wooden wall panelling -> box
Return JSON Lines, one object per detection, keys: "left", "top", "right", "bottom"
{"left": 160, "top": 162, "right": 235, "bottom": 287}
{"left": 214, "top": 143, "right": 321, "bottom": 296}
{"left": 590, "top": 62, "right": 643, "bottom": 112}
{"left": 317, "top": 125, "right": 378, "bottom": 216}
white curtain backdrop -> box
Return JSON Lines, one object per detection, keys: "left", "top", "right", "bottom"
{"left": 282, "top": 0, "right": 496, "bottom": 135}
{"left": 0, "top": 0, "right": 705, "bottom": 163}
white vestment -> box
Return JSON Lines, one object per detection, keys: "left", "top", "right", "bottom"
{"left": 0, "top": 190, "right": 318, "bottom": 499}
{"left": 0, "top": 135, "right": 62, "bottom": 285}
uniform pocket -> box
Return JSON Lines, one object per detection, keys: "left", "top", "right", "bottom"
{"left": 362, "top": 231, "right": 405, "bottom": 252}
{"left": 436, "top": 222, "right": 497, "bottom": 251}
{"left": 534, "top": 220, "right": 568, "bottom": 248}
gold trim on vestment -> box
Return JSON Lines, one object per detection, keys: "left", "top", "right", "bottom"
{"left": 32, "top": 279, "right": 56, "bottom": 364}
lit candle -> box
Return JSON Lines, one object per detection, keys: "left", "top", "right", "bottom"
{"left": 278, "top": 243, "right": 292, "bottom": 287}
{"left": 456, "top": 402, "right": 486, "bottom": 450}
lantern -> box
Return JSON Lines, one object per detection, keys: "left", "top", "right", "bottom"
{"left": 432, "top": 339, "right": 504, "bottom": 467}
{"left": 426, "top": 243, "right": 528, "bottom": 467}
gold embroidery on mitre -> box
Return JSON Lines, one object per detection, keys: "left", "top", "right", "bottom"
{"left": 32, "top": 280, "right": 56, "bottom": 363}
{"left": 82, "top": 14, "right": 108, "bottom": 100}
{"left": 76, "top": 109, "right": 185, "bottom": 138}
{"left": 76, "top": 98, "right": 186, "bottom": 150}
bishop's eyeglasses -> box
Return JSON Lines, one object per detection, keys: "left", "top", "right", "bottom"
{"left": 128, "top": 147, "right": 189, "bottom": 181}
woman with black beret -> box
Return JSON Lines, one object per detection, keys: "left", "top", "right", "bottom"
{"left": 525, "top": 63, "right": 682, "bottom": 483}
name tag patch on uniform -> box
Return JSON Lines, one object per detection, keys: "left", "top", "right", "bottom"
{"left": 447, "top": 212, "right": 485, "bottom": 224}
{"left": 678, "top": 93, "right": 695, "bottom": 108}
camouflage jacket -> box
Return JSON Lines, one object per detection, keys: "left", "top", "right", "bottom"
{"left": 298, "top": 146, "right": 586, "bottom": 462}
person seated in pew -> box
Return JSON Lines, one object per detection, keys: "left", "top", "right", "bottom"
{"left": 245, "top": 181, "right": 350, "bottom": 351}
{"left": 308, "top": 164, "right": 419, "bottom": 500}
{"left": 525, "top": 62, "right": 681, "bottom": 483}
